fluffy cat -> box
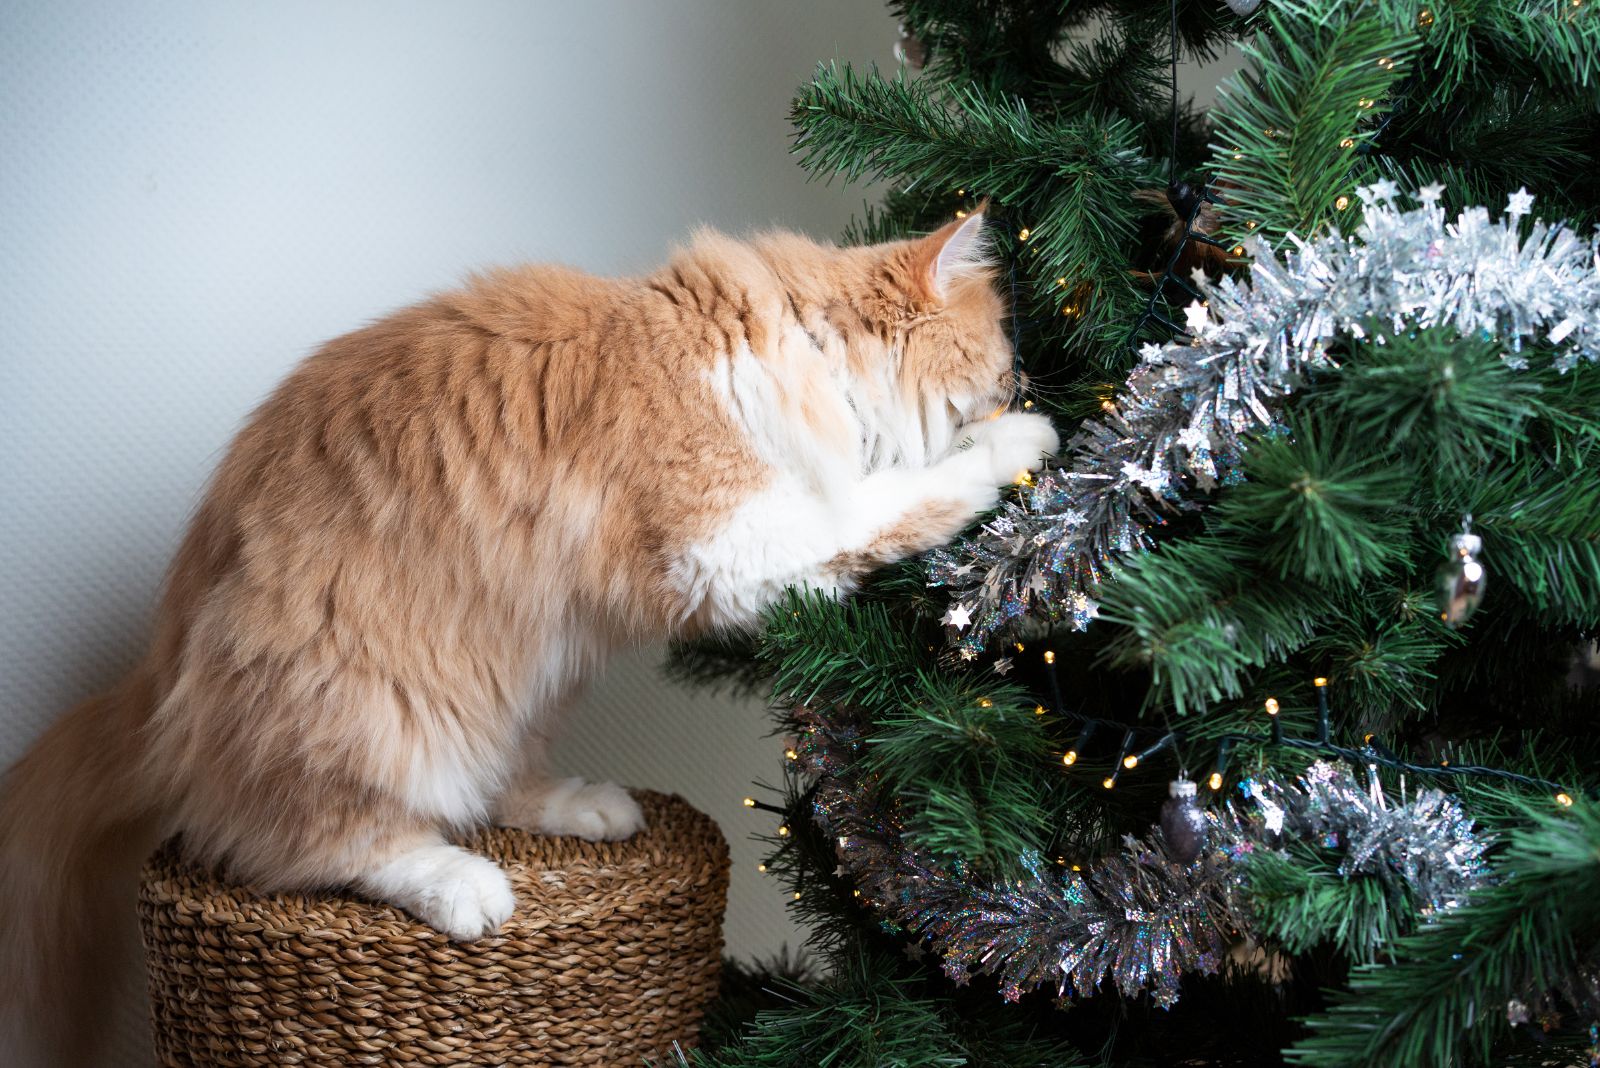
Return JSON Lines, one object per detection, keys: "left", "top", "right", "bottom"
{"left": 0, "top": 210, "right": 1057, "bottom": 1064}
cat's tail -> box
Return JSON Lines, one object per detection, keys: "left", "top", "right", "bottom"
{"left": 0, "top": 667, "right": 163, "bottom": 1068}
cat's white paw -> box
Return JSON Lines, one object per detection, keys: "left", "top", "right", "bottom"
{"left": 965, "top": 411, "right": 1058, "bottom": 485}
{"left": 537, "top": 777, "right": 646, "bottom": 842}
{"left": 360, "top": 844, "right": 515, "bottom": 941}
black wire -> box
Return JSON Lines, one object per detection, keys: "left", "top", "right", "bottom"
{"left": 1043, "top": 666, "right": 1574, "bottom": 796}
{"left": 1169, "top": 0, "right": 1179, "bottom": 183}
{"left": 1125, "top": 183, "right": 1227, "bottom": 350}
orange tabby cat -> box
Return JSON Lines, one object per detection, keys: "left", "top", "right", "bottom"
{"left": 0, "top": 210, "right": 1057, "bottom": 1064}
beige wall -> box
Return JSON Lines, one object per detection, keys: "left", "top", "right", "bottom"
{"left": 0, "top": 3, "right": 895, "bottom": 1063}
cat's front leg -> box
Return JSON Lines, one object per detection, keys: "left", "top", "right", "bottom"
{"left": 676, "top": 410, "right": 1055, "bottom": 628}
{"left": 826, "top": 409, "right": 1060, "bottom": 575}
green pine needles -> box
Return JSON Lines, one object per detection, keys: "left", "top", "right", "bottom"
{"left": 679, "top": 0, "right": 1600, "bottom": 1064}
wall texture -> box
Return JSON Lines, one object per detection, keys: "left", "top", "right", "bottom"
{"left": 0, "top": 2, "right": 894, "bottom": 1063}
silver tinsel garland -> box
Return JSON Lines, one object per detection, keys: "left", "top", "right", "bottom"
{"left": 795, "top": 702, "right": 1489, "bottom": 1008}
{"left": 928, "top": 184, "right": 1600, "bottom": 656}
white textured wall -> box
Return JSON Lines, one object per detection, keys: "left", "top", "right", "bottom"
{"left": 0, "top": 2, "right": 894, "bottom": 1063}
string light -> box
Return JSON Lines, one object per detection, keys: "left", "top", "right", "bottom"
{"left": 1017, "top": 227, "right": 1031, "bottom": 241}
{"left": 1557, "top": 792, "right": 1575, "bottom": 807}
{"left": 1043, "top": 650, "right": 1056, "bottom": 665}
{"left": 1112, "top": 729, "right": 1136, "bottom": 779}
{"left": 1377, "top": 56, "right": 1396, "bottom": 70}
{"left": 955, "top": 209, "right": 968, "bottom": 218}
{"left": 1416, "top": 8, "right": 1435, "bottom": 27}
{"left": 793, "top": 891, "right": 802, "bottom": 900}
{"left": 742, "top": 797, "right": 756, "bottom": 808}
{"left": 1035, "top": 704, "right": 1047, "bottom": 716}
{"left": 757, "top": 862, "right": 767, "bottom": 872}
{"left": 1340, "top": 137, "right": 1356, "bottom": 149}
{"left": 777, "top": 824, "right": 790, "bottom": 837}
{"left": 1358, "top": 97, "right": 1375, "bottom": 109}
{"left": 1335, "top": 195, "right": 1351, "bottom": 210}
{"left": 978, "top": 697, "right": 994, "bottom": 708}
{"left": 785, "top": 747, "right": 799, "bottom": 761}
{"left": 1264, "top": 697, "right": 1280, "bottom": 715}
{"left": 1208, "top": 771, "right": 1224, "bottom": 791}
{"left": 1230, "top": 244, "right": 1245, "bottom": 256}
{"left": 1102, "top": 775, "right": 1117, "bottom": 789}
{"left": 1063, "top": 750, "right": 1078, "bottom": 766}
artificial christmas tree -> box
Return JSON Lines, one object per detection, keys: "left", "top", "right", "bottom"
{"left": 677, "top": 1, "right": 1600, "bottom": 1065}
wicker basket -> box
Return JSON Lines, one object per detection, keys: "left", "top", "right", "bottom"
{"left": 139, "top": 790, "right": 729, "bottom": 1066}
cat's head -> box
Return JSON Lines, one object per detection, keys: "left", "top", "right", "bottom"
{"left": 860, "top": 209, "right": 1018, "bottom": 453}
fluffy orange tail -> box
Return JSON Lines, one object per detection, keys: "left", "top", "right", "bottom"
{"left": 0, "top": 669, "right": 161, "bottom": 1067}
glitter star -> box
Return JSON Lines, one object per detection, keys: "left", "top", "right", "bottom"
{"left": 1120, "top": 460, "right": 1167, "bottom": 492}
{"left": 1358, "top": 179, "right": 1399, "bottom": 206}
{"left": 992, "top": 656, "right": 1013, "bottom": 676}
{"left": 902, "top": 941, "right": 926, "bottom": 962}
{"left": 952, "top": 562, "right": 976, "bottom": 577}
{"left": 1182, "top": 300, "right": 1210, "bottom": 335}
{"left": 1416, "top": 182, "right": 1445, "bottom": 206}
{"left": 942, "top": 603, "right": 973, "bottom": 630}
{"left": 1175, "top": 426, "right": 1209, "bottom": 452}
{"left": 1505, "top": 186, "right": 1534, "bottom": 218}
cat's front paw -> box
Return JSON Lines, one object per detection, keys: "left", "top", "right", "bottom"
{"left": 963, "top": 411, "right": 1059, "bottom": 485}
{"left": 533, "top": 778, "right": 646, "bottom": 842}
{"left": 362, "top": 844, "right": 516, "bottom": 941}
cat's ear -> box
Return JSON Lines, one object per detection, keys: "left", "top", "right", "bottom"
{"left": 913, "top": 208, "right": 990, "bottom": 301}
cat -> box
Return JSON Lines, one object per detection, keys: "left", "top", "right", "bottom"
{"left": 0, "top": 209, "right": 1057, "bottom": 1064}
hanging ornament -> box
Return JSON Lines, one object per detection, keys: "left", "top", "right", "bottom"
{"left": 893, "top": 23, "right": 929, "bottom": 69}
{"left": 1160, "top": 778, "right": 1208, "bottom": 863}
{"left": 1437, "top": 516, "right": 1487, "bottom": 628}
{"left": 1223, "top": 0, "right": 1263, "bottom": 15}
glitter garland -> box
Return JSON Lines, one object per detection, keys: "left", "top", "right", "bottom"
{"left": 795, "top": 702, "right": 1490, "bottom": 1008}
{"left": 928, "top": 184, "right": 1600, "bottom": 656}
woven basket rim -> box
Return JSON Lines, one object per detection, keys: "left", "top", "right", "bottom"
{"left": 141, "top": 789, "right": 729, "bottom": 939}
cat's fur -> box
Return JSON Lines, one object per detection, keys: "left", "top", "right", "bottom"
{"left": 0, "top": 211, "right": 1057, "bottom": 1064}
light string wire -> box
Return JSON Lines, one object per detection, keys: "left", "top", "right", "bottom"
{"left": 1035, "top": 659, "right": 1577, "bottom": 800}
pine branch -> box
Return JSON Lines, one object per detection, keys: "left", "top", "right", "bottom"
{"left": 1209, "top": 5, "right": 1419, "bottom": 243}
{"left": 1287, "top": 799, "right": 1600, "bottom": 1068}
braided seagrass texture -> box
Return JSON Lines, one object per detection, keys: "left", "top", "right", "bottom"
{"left": 138, "top": 790, "right": 729, "bottom": 1066}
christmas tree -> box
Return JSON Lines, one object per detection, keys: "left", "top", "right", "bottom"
{"left": 677, "top": 1, "right": 1600, "bottom": 1064}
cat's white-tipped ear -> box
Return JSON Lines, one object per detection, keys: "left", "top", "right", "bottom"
{"left": 917, "top": 210, "right": 991, "bottom": 299}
